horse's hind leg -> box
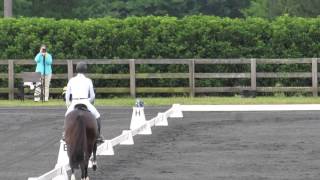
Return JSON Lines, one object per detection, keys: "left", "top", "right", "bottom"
{"left": 70, "top": 168, "right": 76, "bottom": 180}
{"left": 84, "top": 166, "right": 89, "bottom": 180}
{"left": 80, "top": 162, "right": 86, "bottom": 180}
{"left": 92, "top": 142, "right": 97, "bottom": 171}
{"left": 80, "top": 161, "right": 90, "bottom": 180}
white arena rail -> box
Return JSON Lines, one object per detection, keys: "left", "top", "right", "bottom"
{"left": 28, "top": 104, "right": 181, "bottom": 180}
{"left": 179, "top": 104, "right": 320, "bottom": 112}
{"left": 29, "top": 103, "right": 320, "bottom": 180}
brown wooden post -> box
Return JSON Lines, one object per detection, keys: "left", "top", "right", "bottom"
{"left": 4, "top": 0, "right": 13, "bottom": 17}
{"left": 8, "top": 60, "right": 14, "bottom": 100}
{"left": 189, "top": 59, "right": 195, "bottom": 97}
{"left": 67, "top": 60, "right": 73, "bottom": 80}
{"left": 251, "top": 58, "right": 257, "bottom": 91}
{"left": 312, "top": 58, "right": 318, "bottom": 97}
{"left": 129, "top": 59, "right": 136, "bottom": 98}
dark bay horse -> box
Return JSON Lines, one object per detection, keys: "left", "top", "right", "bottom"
{"left": 65, "top": 104, "right": 98, "bottom": 180}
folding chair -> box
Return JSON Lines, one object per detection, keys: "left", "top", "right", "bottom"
{"left": 18, "top": 72, "right": 42, "bottom": 101}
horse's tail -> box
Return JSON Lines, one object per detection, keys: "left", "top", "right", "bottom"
{"left": 70, "top": 110, "right": 87, "bottom": 168}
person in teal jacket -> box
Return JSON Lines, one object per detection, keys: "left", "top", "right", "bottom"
{"left": 34, "top": 44, "right": 53, "bottom": 102}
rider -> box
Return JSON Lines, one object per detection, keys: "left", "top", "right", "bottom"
{"left": 64, "top": 61, "right": 103, "bottom": 143}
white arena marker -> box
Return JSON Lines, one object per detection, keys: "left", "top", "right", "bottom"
{"left": 133, "top": 122, "right": 152, "bottom": 135}
{"left": 52, "top": 166, "right": 68, "bottom": 180}
{"left": 55, "top": 140, "right": 69, "bottom": 168}
{"left": 88, "top": 159, "right": 93, "bottom": 169}
{"left": 155, "top": 113, "right": 168, "bottom": 126}
{"left": 120, "top": 130, "right": 134, "bottom": 145}
{"left": 97, "top": 140, "right": 114, "bottom": 155}
{"left": 28, "top": 164, "right": 70, "bottom": 180}
{"left": 139, "top": 122, "right": 152, "bottom": 135}
{"left": 88, "top": 157, "right": 95, "bottom": 169}
{"left": 29, "top": 105, "right": 172, "bottom": 180}
{"left": 169, "top": 104, "right": 183, "bottom": 118}
{"left": 130, "top": 107, "right": 147, "bottom": 130}
{"left": 148, "top": 117, "right": 157, "bottom": 127}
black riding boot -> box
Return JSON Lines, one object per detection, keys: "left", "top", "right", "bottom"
{"left": 96, "top": 118, "right": 104, "bottom": 143}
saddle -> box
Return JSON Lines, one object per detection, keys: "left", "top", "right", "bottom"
{"left": 74, "top": 104, "right": 90, "bottom": 112}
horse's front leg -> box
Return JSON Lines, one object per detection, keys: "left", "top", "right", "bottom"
{"left": 92, "top": 142, "right": 98, "bottom": 171}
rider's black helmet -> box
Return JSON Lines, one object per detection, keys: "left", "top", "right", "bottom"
{"left": 76, "top": 61, "right": 87, "bottom": 74}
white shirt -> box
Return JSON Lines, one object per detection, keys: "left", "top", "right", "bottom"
{"left": 65, "top": 73, "right": 95, "bottom": 105}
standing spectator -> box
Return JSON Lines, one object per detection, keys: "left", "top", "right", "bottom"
{"left": 34, "top": 44, "right": 53, "bottom": 102}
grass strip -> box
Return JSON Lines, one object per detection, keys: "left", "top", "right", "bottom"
{"left": 0, "top": 96, "right": 320, "bottom": 107}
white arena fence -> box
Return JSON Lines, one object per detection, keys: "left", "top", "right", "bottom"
{"left": 28, "top": 104, "right": 320, "bottom": 180}
{"left": 28, "top": 104, "right": 183, "bottom": 180}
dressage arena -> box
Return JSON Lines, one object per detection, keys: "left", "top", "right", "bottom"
{"left": 1, "top": 105, "right": 320, "bottom": 180}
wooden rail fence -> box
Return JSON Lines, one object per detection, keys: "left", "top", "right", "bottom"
{"left": 0, "top": 58, "right": 318, "bottom": 100}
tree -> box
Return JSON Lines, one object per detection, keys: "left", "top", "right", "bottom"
{"left": 287, "top": 0, "right": 320, "bottom": 17}
{"left": 194, "top": 0, "right": 250, "bottom": 18}
{"left": 242, "top": 0, "right": 270, "bottom": 18}
{"left": 72, "top": 0, "right": 251, "bottom": 18}
{"left": 2, "top": 0, "right": 80, "bottom": 18}
{"left": 4, "top": 0, "right": 12, "bottom": 17}
{"left": 4, "top": 0, "right": 251, "bottom": 19}
{"left": 0, "top": 1, "right": 3, "bottom": 17}
{"left": 244, "top": 0, "right": 320, "bottom": 18}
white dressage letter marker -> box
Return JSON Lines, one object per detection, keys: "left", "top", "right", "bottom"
{"left": 55, "top": 140, "right": 69, "bottom": 168}
{"left": 130, "top": 107, "right": 147, "bottom": 130}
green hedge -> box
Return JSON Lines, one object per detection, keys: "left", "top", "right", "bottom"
{"left": 1, "top": 15, "right": 319, "bottom": 97}
{"left": 1, "top": 15, "right": 320, "bottom": 59}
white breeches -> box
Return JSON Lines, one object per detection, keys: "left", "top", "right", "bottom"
{"left": 65, "top": 99, "right": 100, "bottom": 119}
{"left": 34, "top": 74, "right": 52, "bottom": 101}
